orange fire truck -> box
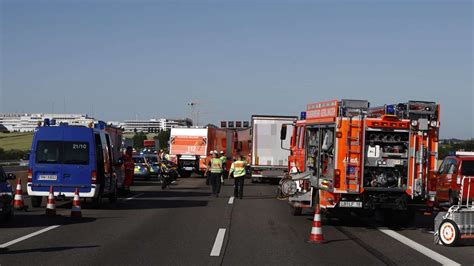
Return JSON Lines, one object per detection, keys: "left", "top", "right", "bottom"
{"left": 169, "top": 126, "right": 252, "bottom": 177}
{"left": 280, "top": 99, "right": 440, "bottom": 217}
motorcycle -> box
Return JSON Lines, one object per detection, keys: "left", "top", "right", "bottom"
{"left": 159, "top": 160, "right": 179, "bottom": 189}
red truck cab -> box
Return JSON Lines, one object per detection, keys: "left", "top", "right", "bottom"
{"left": 288, "top": 120, "right": 306, "bottom": 174}
{"left": 435, "top": 151, "right": 474, "bottom": 206}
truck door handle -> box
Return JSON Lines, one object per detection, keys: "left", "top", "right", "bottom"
{"left": 64, "top": 174, "right": 71, "bottom": 178}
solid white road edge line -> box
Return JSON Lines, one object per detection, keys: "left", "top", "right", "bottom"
{"left": 378, "top": 228, "right": 460, "bottom": 266}
{"left": 228, "top": 196, "right": 234, "bottom": 204}
{"left": 0, "top": 225, "right": 61, "bottom": 249}
{"left": 125, "top": 193, "right": 145, "bottom": 201}
{"left": 210, "top": 228, "right": 226, "bottom": 257}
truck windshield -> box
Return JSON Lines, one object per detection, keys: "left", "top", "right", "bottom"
{"left": 35, "top": 141, "right": 89, "bottom": 165}
{"left": 461, "top": 160, "right": 474, "bottom": 176}
{"left": 146, "top": 156, "right": 158, "bottom": 163}
{"left": 134, "top": 157, "right": 145, "bottom": 163}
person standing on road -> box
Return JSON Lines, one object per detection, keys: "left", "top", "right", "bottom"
{"left": 229, "top": 155, "right": 248, "bottom": 199}
{"left": 220, "top": 151, "right": 227, "bottom": 185}
{"left": 123, "top": 146, "right": 135, "bottom": 193}
{"left": 205, "top": 151, "right": 222, "bottom": 197}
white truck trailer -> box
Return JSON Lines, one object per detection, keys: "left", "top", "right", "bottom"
{"left": 251, "top": 115, "right": 297, "bottom": 183}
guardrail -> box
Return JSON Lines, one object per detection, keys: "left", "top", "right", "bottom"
{"left": 0, "top": 160, "right": 21, "bottom": 166}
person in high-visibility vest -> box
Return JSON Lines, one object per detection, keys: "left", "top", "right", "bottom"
{"left": 228, "top": 154, "right": 248, "bottom": 199}
{"left": 205, "top": 151, "right": 222, "bottom": 197}
{"left": 219, "top": 151, "right": 227, "bottom": 185}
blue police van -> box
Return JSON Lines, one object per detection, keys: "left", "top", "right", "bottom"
{"left": 27, "top": 122, "right": 119, "bottom": 208}
{"left": 0, "top": 166, "right": 16, "bottom": 221}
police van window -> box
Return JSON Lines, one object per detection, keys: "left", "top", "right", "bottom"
{"left": 461, "top": 160, "right": 474, "bottom": 176}
{"left": 63, "top": 142, "right": 89, "bottom": 165}
{"left": 36, "top": 141, "right": 61, "bottom": 164}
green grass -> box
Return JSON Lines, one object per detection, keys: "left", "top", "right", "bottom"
{"left": 0, "top": 132, "right": 34, "bottom": 151}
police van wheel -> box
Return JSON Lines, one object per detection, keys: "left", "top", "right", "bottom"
{"left": 92, "top": 195, "right": 102, "bottom": 209}
{"left": 109, "top": 187, "right": 118, "bottom": 203}
{"left": 439, "top": 219, "right": 460, "bottom": 247}
{"left": 5, "top": 208, "right": 14, "bottom": 221}
{"left": 291, "top": 206, "right": 303, "bottom": 216}
{"left": 31, "top": 196, "right": 42, "bottom": 208}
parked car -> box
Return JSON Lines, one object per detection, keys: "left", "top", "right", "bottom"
{"left": 435, "top": 151, "right": 474, "bottom": 206}
{"left": 133, "top": 155, "right": 151, "bottom": 179}
{"left": 144, "top": 154, "right": 160, "bottom": 177}
{"left": 0, "top": 166, "right": 16, "bottom": 221}
{"left": 28, "top": 123, "right": 120, "bottom": 208}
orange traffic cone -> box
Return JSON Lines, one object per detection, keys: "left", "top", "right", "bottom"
{"left": 308, "top": 204, "right": 325, "bottom": 244}
{"left": 13, "top": 179, "right": 27, "bottom": 210}
{"left": 45, "top": 186, "right": 56, "bottom": 216}
{"left": 70, "top": 188, "right": 82, "bottom": 218}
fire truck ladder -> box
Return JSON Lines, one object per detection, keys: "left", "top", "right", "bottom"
{"left": 345, "top": 111, "right": 364, "bottom": 193}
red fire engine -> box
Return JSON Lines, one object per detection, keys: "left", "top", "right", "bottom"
{"left": 280, "top": 99, "right": 440, "bottom": 217}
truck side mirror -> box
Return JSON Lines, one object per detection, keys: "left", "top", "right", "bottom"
{"left": 280, "top": 125, "right": 287, "bottom": 140}
{"left": 7, "top": 173, "right": 16, "bottom": 180}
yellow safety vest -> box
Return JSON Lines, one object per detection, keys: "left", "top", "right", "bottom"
{"left": 210, "top": 158, "right": 223, "bottom": 173}
{"left": 230, "top": 160, "right": 247, "bottom": 178}
{"left": 220, "top": 156, "right": 227, "bottom": 166}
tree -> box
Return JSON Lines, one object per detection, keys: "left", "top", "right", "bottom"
{"left": 132, "top": 132, "right": 148, "bottom": 150}
{"left": 154, "top": 130, "right": 171, "bottom": 150}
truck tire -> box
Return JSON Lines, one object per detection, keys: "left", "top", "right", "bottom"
{"left": 439, "top": 219, "right": 460, "bottom": 247}
{"left": 31, "top": 196, "right": 42, "bottom": 208}
{"left": 291, "top": 206, "right": 303, "bottom": 216}
{"left": 109, "top": 185, "right": 118, "bottom": 203}
{"left": 180, "top": 171, "right": 192, "bottom": 178}
{"left": 92, "top": 194, "right": 102, "bottom": 209}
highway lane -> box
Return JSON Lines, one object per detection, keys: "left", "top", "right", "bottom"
{"left": 1, "top": 177, "right": 472, "bottom": 265}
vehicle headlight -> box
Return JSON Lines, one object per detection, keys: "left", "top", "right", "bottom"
{"left": 411, "top": 120, "right": 418, "bottom": 127}
{"left": 430, "top": 121, "right": 438, "bottom": 127}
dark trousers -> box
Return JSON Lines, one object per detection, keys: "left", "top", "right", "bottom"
{"left": 234, "top": 175, "right": 245, "bottom": 198}
{"left": 210, "top": 173, "right": 221, "bottom": 196}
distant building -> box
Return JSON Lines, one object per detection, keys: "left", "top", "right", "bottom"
{"left": 122, "top": 118, "right": 192, "bottom": 133}
{"left": 0, "top": 113, "right": 95, "bottom": 132}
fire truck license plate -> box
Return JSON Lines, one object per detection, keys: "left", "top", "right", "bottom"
{"left": 339, "top": 201, "right": 362, "bottom": 208}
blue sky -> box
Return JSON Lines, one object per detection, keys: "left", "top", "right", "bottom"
{"left": 1, "top": 0, "right": 472, "bottom": 138}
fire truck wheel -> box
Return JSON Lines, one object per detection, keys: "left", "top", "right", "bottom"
{"left": 291, "top": 206, "right": 302, "bottom": 216}
{"left": 439, "top": 219, "right": 460, "bottom": 247}
{"left": 31, "top": 196, "right": 42, "bottom": 208}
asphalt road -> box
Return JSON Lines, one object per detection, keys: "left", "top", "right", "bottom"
{"left": 0, "top": 177, "right": 472, "bottom": 265}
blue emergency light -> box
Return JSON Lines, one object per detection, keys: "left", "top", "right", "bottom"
{"left": 300, "top": 111, "right": 307, "bottom": 120}
{"left": 95, "top": 121, "right": 107, "bottom": 130}
{"left": 43, "top": 118, "right": 50, "bottom": 126}
{"left": 385, "top": 105, "right": 395, "bottom": 115}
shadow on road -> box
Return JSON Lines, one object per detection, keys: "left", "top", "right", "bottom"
{"left": 133, "top": 190, "right": 212, "bottom": 198}
{"left": 100, "top": 199, "right": 209, "bottom": 210}
{"left": 0, "top": 245, "right": 99, "bottom": 255}
{"left": 0, "top": 215, "right": 97, "bottom": 229}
